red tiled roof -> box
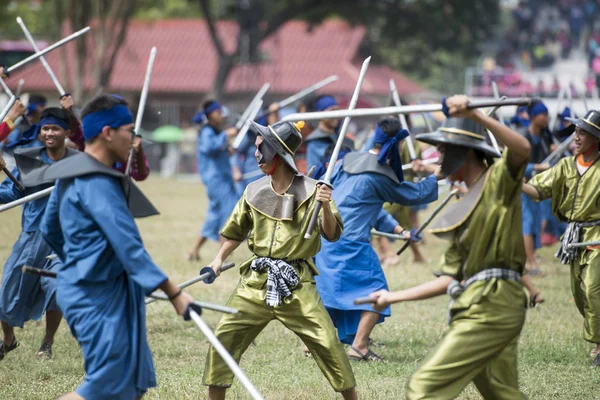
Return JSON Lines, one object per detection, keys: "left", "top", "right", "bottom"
{"left": 7, "top": 19, "right": 423, "bottom": 96}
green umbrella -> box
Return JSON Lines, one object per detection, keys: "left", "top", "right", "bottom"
{"left": 151, "top": 125, "right": 184, "bottom": 143}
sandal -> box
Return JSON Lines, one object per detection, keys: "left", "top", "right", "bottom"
{"left": 37, "top": 341, "right": 53, "bottom": 359}
{"left": 348, "top": 346, "right": 384, "bottom": 362}
{"left": 0, "top": 337, "right": 19, "bottom": 361}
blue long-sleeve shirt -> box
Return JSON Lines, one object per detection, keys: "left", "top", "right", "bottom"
{"left": 328, "top": 162, "right": 438, "bottom": 242}
{"left": 0, "top": 150, "right": 54, "bottom": 232}
{"left": 196, "top": 125, "right": 234, "bottom": 186}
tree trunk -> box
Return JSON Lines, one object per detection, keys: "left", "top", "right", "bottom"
{"left": 212, "top": 54, "right": 235, "bottom": 99}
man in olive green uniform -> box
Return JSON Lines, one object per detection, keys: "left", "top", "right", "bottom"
{"left": 368, "top": 95, "right": 543, "bottom": 399}
{"left": 523, "top": 109, "right": 600, "bottom": 364}
{"left": 203, "top": 120, "right": 356, "bottom": 400}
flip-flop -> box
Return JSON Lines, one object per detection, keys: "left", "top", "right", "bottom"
{"left": 348, "top": 346, "right": 384, "bottom": 362}
{"left": 0, "top": 337, "right": 19, "bottom": 361}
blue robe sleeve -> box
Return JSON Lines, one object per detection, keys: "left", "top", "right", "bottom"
{"left": 374, "top": 208, "right": 398, "bottom": 233}
{"left": 40, "top": 182, "right": 65, "bottom": 260}
{"left": 306, "top": 140, "right": 329, "bottom": 170}
{"left": 198, "top": 126, "right": 228, "bottom": 156}
{"left": 79, "top": 176, "right": 168, "bottom": 294}
{"left": 374, "top": 174, "right": 438, "bottom": 206}
{"left": 0, "top": 167, "right": 22, "bottom": 204}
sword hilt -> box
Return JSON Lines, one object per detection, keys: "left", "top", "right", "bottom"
{"left": 353, "top": 296, "right": 376, "bottom": 305}
{"left": 22, "top": 265, "right": 57, "bottom": 278}
{"left": 3, "top": 167, "right": 24, "bottom": 191}
{"left": 199, "top": 262, "right": 236, "bottom": 284}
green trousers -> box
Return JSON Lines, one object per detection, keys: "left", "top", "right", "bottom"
{"left": 202, "top": 261, "right": 356, "bottom": 392}
{"left": 407, "top": 280, "right": 527, "bottom": 400}
{"left": 571, "top": 249, "right": 600, "bottom": 343}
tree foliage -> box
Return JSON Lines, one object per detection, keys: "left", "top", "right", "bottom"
{"left": 197, "top": 0, "right": 500, "bottom": 94}
{"left": 0, "top": 0, "right": 500, "bottom": 97}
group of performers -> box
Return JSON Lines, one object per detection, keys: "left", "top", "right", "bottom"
{"left": 1, "top": 55, "right": 600, "bottom": 400}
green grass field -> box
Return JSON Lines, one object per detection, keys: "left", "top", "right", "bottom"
{"left": 0, "top": 176, "right": 598, "bottom": 399}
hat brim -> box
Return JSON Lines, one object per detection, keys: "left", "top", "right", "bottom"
{"left": 565, "top": 117, "right": 600, "bottom": 139}
{"left": 416, "top": 130, "right": 501, "bottom": 158}
{"left": 249, "top": 121, "right": 298, "bottom": 173}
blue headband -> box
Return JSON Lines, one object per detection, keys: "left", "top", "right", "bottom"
{"left": 26, "top": 100, "right": 46, "bottom": 115}
{"left": 192, "top": 111, "right": 206, "bottom": 124}
{"left": 40, "top": 115, "right": 70, "bottom": 130}
{"left": 374, "top": 124, "right": 409, "bottom": 182}
{"left": 204, "top": 101, "right": 222, "bottom": 115}
{"left": 560, "top": 107, "right": 572, "bottom": 120}
{"left": 314, "top": 96, "right": 337, "bottom": 112}
{"left": 82, "top": 104, "right": 134, "bottom": 141}
{"left": 193, "top": 101, "right": 222, "bottom": 124}
{"left": 529, "top": 102, "right": 548, "bottom": 117}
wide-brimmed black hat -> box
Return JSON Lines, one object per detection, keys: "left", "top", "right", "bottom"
{"left": 415, "top": 117, "right": 501, "bottom": 158}
{"left": 249, "top": 120, "right": 303, "bottom": 173}
{"left": 565, "top": 110, "right": 600, "bottom": 140}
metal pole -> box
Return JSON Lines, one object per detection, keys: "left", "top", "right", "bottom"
{"left": 145, "top": 262, "right": 235, "bottom": 305}
{"left": 0, "top": 95, "right": 16, "bottom": 125}
{"left": 7, "top": 27, "right": 91, "bottom": 74}
{"left": 281, "top": 98, "right": 533, "bottom": 122}
{"left": 390, "top": 79, "right": 416, "bottom": 160}
{"left": 241, "top": 168, "right": 264, "bottom": 181}
{"left": 567, "top": 240, "right": 600, "bottom": 249}
{"left": 16, "top": 17, "right": 66, "bottom": 96}
{"left": 233, "top": 99, "right": 262, "bottom": 150}
{"left": 125, "top": 47, "right": 157, "bottom": 176}
{"left": 235, "top": 83, "right": 270, "bottom": 130}
{"left": 542, "top": 132, "right": 575, "bottom": 164}
{"left": 254, "top": 75, "right": 338, "bottom": 121}
{"left": 371, "top": 230, "right": 407, "bottom": 241}
{"left": 485, "top": 95, "right": 503, "bottom": 154}
{"left": 396, "top": 188, "right": 459, "bottom": 255}
{"left": 0, "top": 185, "right": 53, "bottom": 214}
{"left": 15, "top": 79, "right": 24, "bottom": 97}
{"left": 190, "top": 311, "right": 264, "bottom": 400}
{"left": 304, "top": 56, "right": 371, "bottom": 240}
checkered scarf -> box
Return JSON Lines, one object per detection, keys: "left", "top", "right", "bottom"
{"left": 250, "top": 257, "right": 300, "bottom": 306}
{"left": 555, "top": 220, "right": 600, "bottom": 265}
{"left": 447, "top": 268, "right": 521, "bottom": 323}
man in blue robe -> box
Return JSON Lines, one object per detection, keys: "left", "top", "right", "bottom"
{"left": 518, "top": 101, "right": 553, "bottom": 275}
{"left": 40, "top": 94, "right": 196, "bottom": 400}
{"left": 0, "top": 107, "right": 77, "bottom": 361}
{"left": 305, "top": 95, "right": 354, "bottom": 170}
{"left": 188, "top": 100, "right": 238, "bottom": 261}
{"left": 314, "top": 118, "right": 441, "bottom": 362}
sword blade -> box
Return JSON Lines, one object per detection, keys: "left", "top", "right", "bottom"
{"left": 16, "top": 16, "right": 66, "bottom": 95}
{"left": 126, "top": 46, "right": 157, "bottom": 176}
{"left": 390, "top": 79, "right": 416, "bottom": 160}
{"left": 8, "top": 27, "right": 91, "bottom": 74}
{"left": 396, "top": 188, "right": 458, "bottom": 255}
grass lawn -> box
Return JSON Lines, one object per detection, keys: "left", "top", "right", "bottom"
{"left": 0, "top": 176, "right": 598, "bottom": 399}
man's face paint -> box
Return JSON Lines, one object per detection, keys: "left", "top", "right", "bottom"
{"left": 255, "top": 135, "right": 278, "bottom": 166}
{"left": 439, "top": 144, "right": 468, "bottom": 177}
